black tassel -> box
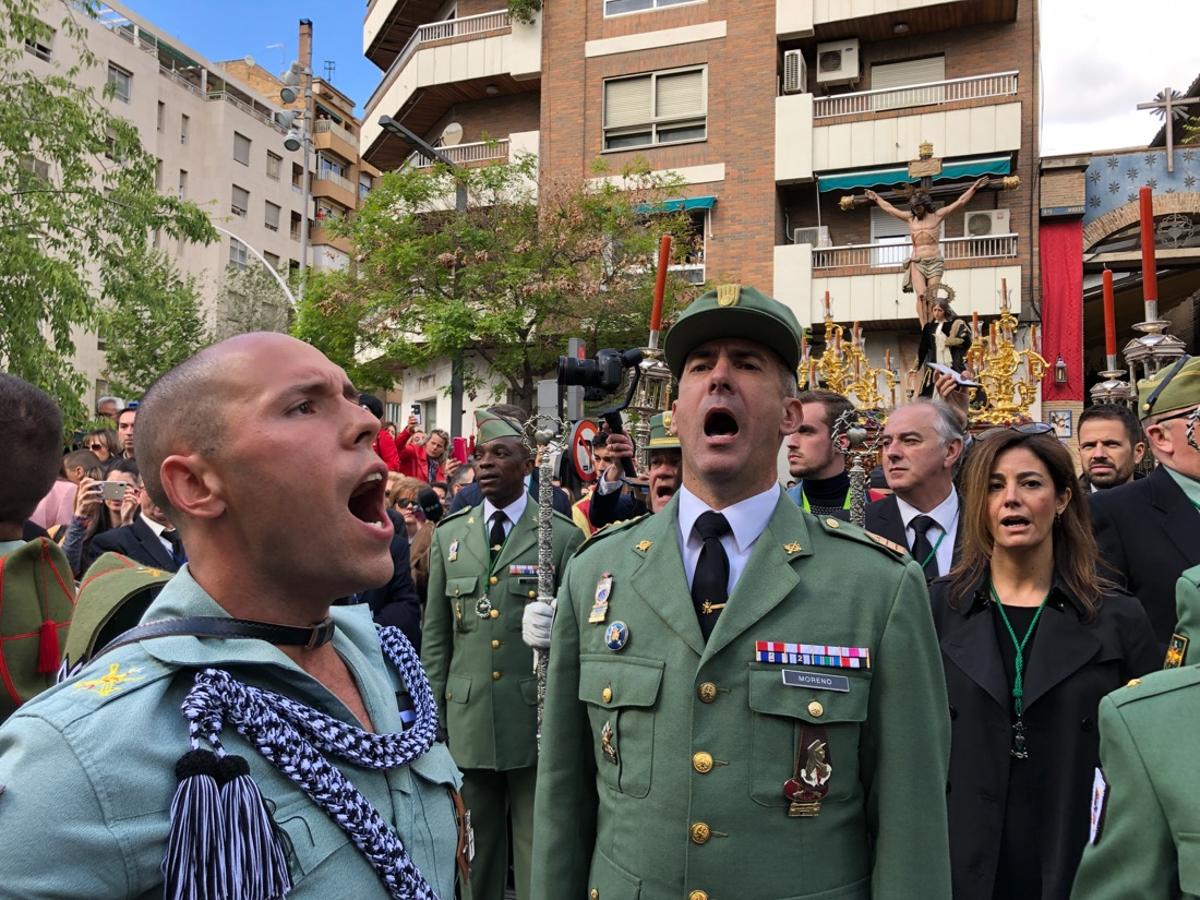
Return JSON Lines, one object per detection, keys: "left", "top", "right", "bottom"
{"left": 218, "top": 754, "right": 293, "bottom": 900}
{"left": 162, "top": 749, "right": 227, "bottom": 900}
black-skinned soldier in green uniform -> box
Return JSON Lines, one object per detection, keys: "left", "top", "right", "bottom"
{"left": 531, "top": 284, "right": 952, "bottom": 900}
{"left": 422, "top": 407, "right": 584, "bottom": 900}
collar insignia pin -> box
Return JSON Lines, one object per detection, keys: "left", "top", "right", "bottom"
{"left": 635, "top": 540, "right": 653, "bottom": 553}
{"left": 784, "top": 542, "right": 802, "bottom": 554}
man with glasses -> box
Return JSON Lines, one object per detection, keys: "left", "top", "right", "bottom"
{"left": 1091, "top": 356, "right": 1200, "bottom": 646}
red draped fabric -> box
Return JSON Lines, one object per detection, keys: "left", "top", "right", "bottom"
{"left": 1039, "top": 219, "right": 1084, "bottom": 401}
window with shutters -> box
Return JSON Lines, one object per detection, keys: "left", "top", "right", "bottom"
{"left": 264, "top": 201, "right": 281, "bottom": 231}
{"left": 869, "top": 56, "right": 945, "bottom": 111}
{"left": 267, "top": 151, "right": 282, "bottom": 180}
{"left": 107, "top": 63, "right": 131, "bottom": 102}
{"left": 264, "top": 251, "right": 281, "bottom": 269}
{"left": 605, "top": 0, "right": 701, "bottom": 16}
{"left": 231, "top": 184, "right": 249, "bottom": 217}
{"left": 870, "top": 204, "right": 942, "bottom": 267}
{"left": 604, "top": 67, "right": 706, "bottom": 151}
{"left": 233, "top": 132, "right": 252, "bottom": 166}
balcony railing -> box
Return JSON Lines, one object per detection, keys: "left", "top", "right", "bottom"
{"left": 159, "top": 64, "right": 203, "bottom": 98}
{"left": 812, "top": 233, "right": 1018, "bottom": 269}
{"left": 408, "top": 138, "right": 510, "bottom": 168}
{"left": 314, "top": 170, "right": 356, "bottom": 194}
{"left": 315, "top": 118, "right": 358, "bottom": 147}
{"left": 367, "top": 9, "right": 511, "bottom": 113}
{"left": 812, "top": 71, "right": 1018, "bottom": 119}
{"left": 207, "top": 91, "right": 286, "bottom": 134}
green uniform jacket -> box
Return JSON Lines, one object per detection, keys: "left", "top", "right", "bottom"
{"left": 422, "top": 499, "right": 584, "bottom": 771}
{"left": 1071, "top": 666, "right": 1200, "bottom": 899}
{"left": 0, "top": 568, "right": 461, "bottom": 899}
{"left": 1167, "top": 564, "right": 1200, "bottom": 667}
{"left": 531, "top": 492, "right": 952, "bottom": 900}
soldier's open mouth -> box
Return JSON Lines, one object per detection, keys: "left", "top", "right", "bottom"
{"left": 704, "top": 411, "right": 739, "bottom": 436}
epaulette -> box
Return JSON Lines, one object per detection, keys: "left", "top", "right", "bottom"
{"left": 571, "top": 514, "right": 650, "bottom": 558}
{"left": 1109, "top": 666, "right": 1200, "bottom": 709}
{"left": 814, "top": 515, "right": 910, "bottom": 563}
{"left": 435, "top": 505, "right": 474, "bottom": 528}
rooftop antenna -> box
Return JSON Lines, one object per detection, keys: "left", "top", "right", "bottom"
{"left": 323, "top": 60, "right": 335, "bottom": 82}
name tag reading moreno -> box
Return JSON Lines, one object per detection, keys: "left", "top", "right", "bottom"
{"left": 782, "top": 670, "right": 851, "bottom": 693}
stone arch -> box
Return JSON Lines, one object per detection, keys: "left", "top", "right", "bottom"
{"left": 1083, "top": 191, "right": 1200, "bottom": 251}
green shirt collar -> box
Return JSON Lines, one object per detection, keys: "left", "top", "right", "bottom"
{"left": 1165, "top": 465, "right": 1200, "bottom": 509}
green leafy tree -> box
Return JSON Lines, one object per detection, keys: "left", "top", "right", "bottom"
{"left": 297, "top": 152, "right": 701, "bottom": 410}
{"left": 99, "top": 246, "right": 210, "bottom": 398}
{"left": 214, "top": 262, "right": 292, "bottom": 340}
{"left": 0, "top": 0, "right": 216, "bottom": 425}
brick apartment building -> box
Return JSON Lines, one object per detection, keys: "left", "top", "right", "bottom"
{"left": 361, "top": 0, "right": 1040, "bottom": 426}
{"left": 22, "top": 1, "right": 377, "bottom": 407}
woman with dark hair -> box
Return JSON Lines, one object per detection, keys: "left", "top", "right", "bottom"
{"left": 931, "top": 425, "right": 1158, "bottom": 899}
{"left": 81, "top": 428, "right": 120, "bottom": 470}
{"left": 61, "top": 458, "right": 140, "bottom": 576}
{"left": 915, "top": 297, "right": 972, "bottom": 397}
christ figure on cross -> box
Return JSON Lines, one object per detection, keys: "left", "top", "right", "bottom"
{"left": 864, "top": 176, "right": 990, "bottom": 325}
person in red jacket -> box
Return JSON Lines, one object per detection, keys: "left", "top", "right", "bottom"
{"left": 396, "top": 417, "right": 457, "bottom": 483}
{"left": 360, "top": 394, "right": 401, "bottom": 471}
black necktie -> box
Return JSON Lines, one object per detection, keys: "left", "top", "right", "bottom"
{"left": 489, "top": 511, "right": 507, "bottom": 561}
{"left": 910, "top": 514, "right": 940, "bottom": 581}
{"left": 692, "top": 512, "right": 732, "bottom": 640}
{"left": 164, "top": 530, "right": 186, "bottom": 568}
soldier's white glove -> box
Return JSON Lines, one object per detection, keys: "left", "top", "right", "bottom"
{"left": 522, "top": 599, "right": 555, "bottom": 649}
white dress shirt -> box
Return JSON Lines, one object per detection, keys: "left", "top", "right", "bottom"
{"left": 482, "top": 491, "right": 528, "bottom": 542}
{"left": 676, "top": 484, "right": 782, "bottom": 596}
{"left": 895, "top": 488, "right": 960, "bottom": 577}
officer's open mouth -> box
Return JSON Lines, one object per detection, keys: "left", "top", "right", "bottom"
{"left": 704, "top": 410, "right": 739, "bottom": 437}
{"left": 349, "top": 471, "right": 387, "bottom": 527}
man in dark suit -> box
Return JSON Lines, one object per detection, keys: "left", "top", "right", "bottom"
{"left": 1091, "top": 357, "right": 1200, "bottom": 645}
{"left": 866, "top": 398, "right": 965, "bottom": 580}
{"left": 83, "top": 476, "right": 182, "bottom": 574}
{"left": 344, "top": 508, "right": 423, "bottom": 652}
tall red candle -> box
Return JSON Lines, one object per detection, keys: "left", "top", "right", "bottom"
{"left": 649, "top": 234, "right": 672, "bottom": 333}
{"left": 1139, "top": 187, "right": 1159, "bottom": 317}
{"left": 1102, "top": 268, "right": 1116, "bottom": 357}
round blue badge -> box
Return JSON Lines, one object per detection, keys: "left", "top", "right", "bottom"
{"left": 605, "top": 621, "right": 629, "bottom": 652}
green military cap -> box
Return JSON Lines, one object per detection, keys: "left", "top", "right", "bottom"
{"left": 647, "top": 412, "right": 681, "bottom": 450}
{"left": 475, "top": 408, "right": 525, "bottom": 444}
{"left": 663, "top": 283, "right": 803, "bottom": 377}
{"left": 63, "top": 552, "right": 173, "bottom": 668}
{"left": 1138, "top": 355, "right": 1200, "bottom": 419}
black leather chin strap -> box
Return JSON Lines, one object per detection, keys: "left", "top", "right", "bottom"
{"left": 94, "top": 615, "right": 337, "bottom": 659}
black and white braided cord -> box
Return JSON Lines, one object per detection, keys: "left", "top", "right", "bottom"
{"left": 180, "top": 626, "right": 442, "bottom": 900}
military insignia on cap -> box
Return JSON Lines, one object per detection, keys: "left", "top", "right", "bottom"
{"left": 1165, "top": 633, "right": 1189, "bottom": 669}
{"left": 661, "top": 411, "right": 673, "bottom": 432}
{"left": 75, "top": 662, "right": 144, "bottom": 698}
{"left": 605, "top": 621, "right": 629, "bottom": 652}
{"left": 716, "top": 283, "right": 741, "bottom": 307}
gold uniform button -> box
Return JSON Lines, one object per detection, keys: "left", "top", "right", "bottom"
{"left": 590, "top": 891, "right": 599, "bottom": 900}
{"left": 692, "top": 751, "right": 714, "bottom": 774}
{"left": 825, "top": 517, "right": 840, "bottom": 528}
{"left": 491, "top": 639, "right": 501, "bottom": 649}
{"left": 697, "top": 682, "right": 717, "bottom": 703}
{"left": 489, "top": 609, "right": 500, "bottom": 619}
{"left": 808, "top": 700, "right": 824, "bottom": 718}
{"left": 601, "top": 687, "right": 613, "bottom": 704}
{"left": 689, "top": 822, "right": 711, "bottom": 845}
{"left": 489, "top": 576, "right": 499, "bottom": 585}
{"left": 689, "top": 890, "right": 709, "bottom": 900}
{"left": 492, "top": 671, "right": 502, "bottom": 681}
{"left": 528, "top": 590, "right": 536, "bottom": 599}
{"left": 446, "top": 692, "right": 453, "bottom": 701}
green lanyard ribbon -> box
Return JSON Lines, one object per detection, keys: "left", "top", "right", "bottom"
{"left": 990, "top": 582, "right": 1050, "bottom": 718}
{"left": 920, "top": 529, "right": 947, "bottom": 570}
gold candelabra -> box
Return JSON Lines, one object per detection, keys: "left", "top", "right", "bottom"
{"left": 799, "top": 299, "right": 898, "bottom": 410}
{"left": 965, "top": 284, "right": 1047, "bottom": 425}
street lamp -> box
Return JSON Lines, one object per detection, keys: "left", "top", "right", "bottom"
{"left": 211, "top": 223, "right": 297, "bottom": 307}
{"left": 378, "top": 114, "right": 467, "bottom": 438}
{"left": 277, "top": 60, "right": 312, "bottom": 304}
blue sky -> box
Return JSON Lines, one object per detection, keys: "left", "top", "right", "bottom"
{"left": 126, "top": 1, "right": 381, "bottom": 114}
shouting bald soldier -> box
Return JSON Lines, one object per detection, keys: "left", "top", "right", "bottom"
{"left": 0, "top": 334, "right": 462, "bottom": 898}
{"left": 531, "top": 285, "right": 952, "bottom": 900}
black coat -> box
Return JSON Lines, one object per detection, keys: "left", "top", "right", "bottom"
{"left": 864, "top": 492, "right": 962, "bottom": 577}
{"left": 931, "top": 576, "right": 1159, "bottom": 900}
{"left": 449, "top": 472, "right": 572, "bottom": 517}
{"left": 85, "top": 517, "right": 178, "bottom": 574}
{"left": 587, "top": 485, "right": 646, "bottom": 530}
{"left": 351, "top": 509, "right": 423, "bottom": 653}
{"left": 1090, "top": 464, "right": 1200, "bottom": 645}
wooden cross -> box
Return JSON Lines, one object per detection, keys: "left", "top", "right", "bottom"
{"left": 1137, "top": 87, "right": 1199, "bottom": 173}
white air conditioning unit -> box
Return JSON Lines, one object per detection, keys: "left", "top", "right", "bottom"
{"left": 782, "top": 50, "right": 807, "bottom": 95}
{"left": 964, "top": 209, "right": 1010, "bottom": 236}
{"left": 793, "top": 226, "right": 831, "bottom": 247}
{"left": 815, "top": 39, "right": 860, "bottom": 86}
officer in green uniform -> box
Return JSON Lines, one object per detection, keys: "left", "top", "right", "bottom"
{"left": 0, "top": 334, "right": 461, "bottom": 898}
{"left": 531, "top": 285, "right": 952, "bottom": 900}
{"left": 1070, "top": 663, "right": 1200, "bottom": 898}
{"left": 1167, "top": 563, "right": 1200, "bottom": 668}
{"left": 422, "top": 408, "right": 584, "bottom": 900}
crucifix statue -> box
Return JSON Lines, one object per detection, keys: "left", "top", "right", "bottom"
{"left": 1138, "top": 87, "right": 1199, "bottom": 174}
{"left": 839, "top": 142, "right": 1019, "bottom": 325}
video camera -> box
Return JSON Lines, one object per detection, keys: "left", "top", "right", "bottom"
{"left": 557, "top": 348, "right": 643, "bottom": 394}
